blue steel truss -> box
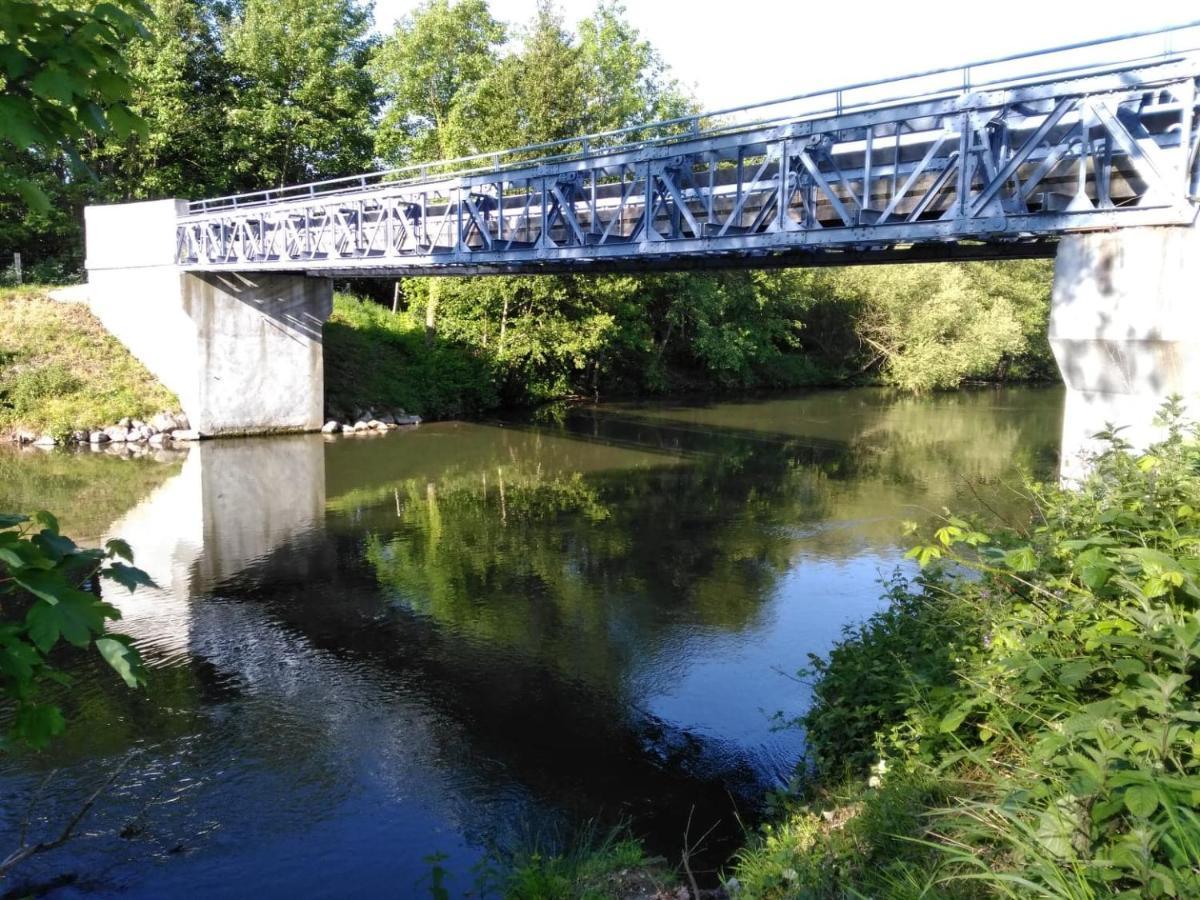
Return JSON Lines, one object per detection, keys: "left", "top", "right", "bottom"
{"left": 176, "top": 23, "right": 1200, "bottom": 276}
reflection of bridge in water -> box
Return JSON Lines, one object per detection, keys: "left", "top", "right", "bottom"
{"left": 83, "top": 24, "right": 1200, "bottom": 471}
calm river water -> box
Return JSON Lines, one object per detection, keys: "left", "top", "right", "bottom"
{"left": 0, "top": 386, "right": 1062, "bottom": 897}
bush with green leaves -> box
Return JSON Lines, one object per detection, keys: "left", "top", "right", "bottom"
{"left": 0, "top": 511, "right": 151, "bottom": 749}
{"left": 735, "top": 400, "right": 1200, "bottom": 898}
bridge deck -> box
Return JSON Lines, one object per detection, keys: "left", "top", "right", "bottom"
{"left": 175, "top": 25, "right": 1200, "bottom": 276}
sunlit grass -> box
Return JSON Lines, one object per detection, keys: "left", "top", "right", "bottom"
{"left": 0, "top": 286, "right": 178, "bottom": 437}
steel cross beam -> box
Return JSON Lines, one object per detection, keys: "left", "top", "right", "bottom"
{"left": 176, "top": 50, "right": 1200, "bottom": 277}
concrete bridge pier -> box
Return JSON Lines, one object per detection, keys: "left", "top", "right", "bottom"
{"left": 1051, "top": 225, "right": 1200, "bottom": 479}
{"left": 85, "top": 199, "right": 332, "bottom": 436}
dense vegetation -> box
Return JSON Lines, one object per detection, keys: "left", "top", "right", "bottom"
{"left": 2, "top": 0, "right": 1057, "bottom": 405}
{"left": 731, "top": 403, "right": 1200, "bottom": 897}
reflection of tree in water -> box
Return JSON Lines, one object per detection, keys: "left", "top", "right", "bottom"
{"left": 356, "top": 388, "right": 1061, "bottom": 697}
{"left": 358, "top": 452, "right": 834, "bottom": 695}
{"left": 566, "top": 387, "right": 1062, "bottom": 557}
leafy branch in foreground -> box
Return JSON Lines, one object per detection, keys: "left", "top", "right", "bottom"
{"left": 0, "top": 0, "right": 151, "bottom": 212}
{"left": 0, "top": 511, "right": 153, "bottom": 749}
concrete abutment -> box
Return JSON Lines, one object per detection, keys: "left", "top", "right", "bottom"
{"left": 85, "top": 199, "right": 332, "bottom": 436}
{"left": 1051, "top": 225, "right": 1200, "bottom": 477}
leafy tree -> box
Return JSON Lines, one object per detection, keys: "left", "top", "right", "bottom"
{"left": 92, "top": 0, "right": 234, "bottom": 200}
{"left": 370, "top": 0, "right": 504, "bottom": 166}
{"left": 0, "top": 512, "right": 151, "bottom": 749}
{"left": 800, "top": 263, "right": 1035, "bottom": 392}
{"left": 0, "top": 0, "right": 149, "bottom": 212}
{"left": 447, "top": 1, "right": 590, "bottom": 154}
{"left": 576, "top": 1, "right": 692, "bottom": 135}
{"left": 221, "top": 0, "right": 378, "bottom": 189}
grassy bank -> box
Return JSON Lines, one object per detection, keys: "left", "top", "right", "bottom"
{"left": 0, "top": 286, "right": 178, "bottom": 439}
{"left": 324, "top": 293, "right": 498, "bottom": 420}
{"left": 730, "top": 402, "right": 1200, "bottom": 897}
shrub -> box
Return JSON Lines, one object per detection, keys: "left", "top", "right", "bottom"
{"left": 735, "top": 399, "right": 1200, "bottom": 897}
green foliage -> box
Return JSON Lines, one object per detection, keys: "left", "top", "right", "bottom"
{"left": 736, "top": 400, "right": 1200, "bottom": 897}
{"left": 0, "top": 511, "right": 151, "bottom": 748}
{"left": 0, "top": 0, "right": 149, "bottom": 212}
{"left": 498, "top": 823, "right": 673, "bottom": 900}
{"left": 222, "top": 0, "right": 378, "bottom": 188}
{"left": 802, "top": 261, "right": 1050, "bottom": 392}
{"left": 796, "top": 570, "right": 985, "bottom": 778}
{"left": 324, "top": 293, "right": 498, "bottom": 419}
{"left": 92, "top": 0, "right": 234, "bottom": 200}
{"left": 370, "top": 0, "right": 505, "bottom": 165}
{"left": 730, "top": 774, "right": 948, "bottom": 899}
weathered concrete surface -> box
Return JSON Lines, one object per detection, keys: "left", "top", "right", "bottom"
{"left": 85, "top": 199, "right": 332, "bottom": 435}
{"left": 1051, "top": 225, "right": 1200, "bottom": 476}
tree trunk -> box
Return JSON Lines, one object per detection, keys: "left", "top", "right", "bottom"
{"left": 498, "top": 296, "right": 509, "bottom": 352}
{"left": 424, "top": 281, "right": 439, "bottom": 345}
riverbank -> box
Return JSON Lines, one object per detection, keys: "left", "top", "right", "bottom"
{"left": 0, "top": 286, "right": 181, "bottom": 443}
{"left": 529, "top": 406, "right": 1200, "bottom": 898}
{"left": 722, "top": 403, "right": 1200, "bottom": 896}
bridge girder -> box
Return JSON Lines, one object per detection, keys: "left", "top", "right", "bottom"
{"left": 175, "top": 57, "right": 1200, "bottom": 276}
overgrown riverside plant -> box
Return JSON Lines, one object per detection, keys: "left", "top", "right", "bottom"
{"left": 732, "top": 399, "right": 1200, "bottom": 898}
{"left": 0, "top": 512, "right": 151, "bottom": 749}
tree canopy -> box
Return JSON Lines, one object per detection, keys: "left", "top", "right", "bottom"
{"left": 0, "top": 0, "right": 1057, "bottom": 396}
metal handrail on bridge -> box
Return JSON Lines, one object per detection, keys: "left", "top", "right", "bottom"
{"left": 185, "top": 19, "right": 1200, "bottom": 215}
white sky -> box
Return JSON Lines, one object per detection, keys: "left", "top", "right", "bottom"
{"left": 370, "top": 0, "right": 1198, "bottom": 113}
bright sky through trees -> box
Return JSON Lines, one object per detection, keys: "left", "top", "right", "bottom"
{"left": 372, "top": 0, "right": 1196, "bottom": 113}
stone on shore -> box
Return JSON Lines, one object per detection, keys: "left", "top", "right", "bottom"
{"left": 352, "top": 420, "right": 372, "bottom": 432}
{"left": 149, "top": 433, "right": 170, "bottom": 446}
{"left": 151, "top": 412, "right": 179, "bottom": 433}
{"left": 33, "top": 434, "right": 57, "bottom": 447}
{"left": 105, "top": 426, "right": 130, "bottom": 443}
{"left": 340, "top": 423, "right": 354, "bottom": 433}
{"left": 321, "top": 420, "right": 340, "bottom": 434}
{"left": 89, "top": 431, "right": 110, "bottom": 444}
{"left": 171, "top": 429, "right": 201, "bottom": 441}
{"left": 395, "top": 414, "right": 423, "bottom": 426}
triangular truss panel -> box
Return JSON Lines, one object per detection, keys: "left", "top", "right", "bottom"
{"left": 177, "top": 50, "right": 1200, "bottom": 276}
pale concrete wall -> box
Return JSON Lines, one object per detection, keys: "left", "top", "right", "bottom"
{"left": 182, "top": 273, "right": 331, "bottom": 434}
{"left": 85, "top": 200, "right": 201, "bottom": 414}
{"left": 84, "top": 200, "right": 333, "bottom": 435}
{"left": 1051, "top": 225, "right": 1200, "bottom": 477}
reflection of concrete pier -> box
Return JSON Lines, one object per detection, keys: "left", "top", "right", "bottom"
{"left": 101, "top": 435, "right": 326, "bottom": 651}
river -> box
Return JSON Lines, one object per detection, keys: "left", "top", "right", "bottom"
{"left": 0, "top": 386, "right": 1062, "bottom": 897}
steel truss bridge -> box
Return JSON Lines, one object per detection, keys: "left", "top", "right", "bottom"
{"left": 176, "top": 24, "right": 1200, "bottom": 276}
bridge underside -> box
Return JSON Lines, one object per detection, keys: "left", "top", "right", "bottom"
{"left": 305, "top": 240, "right": 1057, "bottom": 277}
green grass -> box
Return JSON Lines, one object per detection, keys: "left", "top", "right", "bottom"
{"left": 730, "top": 776, "right": 951, "bottom": 899}
{"left": 0, "top": 285, "right": 178, "bottom": 438}
{"left": 498, "top": 823, "right": 676, "bottom": 900}
{"left": 324, "top": 293, "right": 498, "bottom": 421}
